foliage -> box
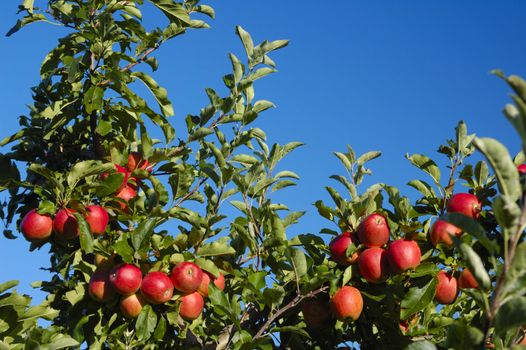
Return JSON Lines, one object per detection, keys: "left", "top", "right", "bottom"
{"left": 1, "top": 1, "right": 526, "bottom": 349}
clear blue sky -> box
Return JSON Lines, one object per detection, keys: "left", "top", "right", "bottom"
{"left": 0, "top": 1, "right": 525, "bottom": 302}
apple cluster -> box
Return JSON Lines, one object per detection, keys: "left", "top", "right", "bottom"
{"left": 89, "top": 259, "right": 225, "bottom": 320}
{"left": 324, "top": 193, "right": 484, "bottom": 325}
{"left": 18, "top": 152, "right": 153, "bottom": 243}
{"left": 429, "top": 193, "right": 482, "bottom": 304}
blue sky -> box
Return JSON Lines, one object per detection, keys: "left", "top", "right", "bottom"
{"left": 0, "top": 1, "right": 525, "bottom": 302}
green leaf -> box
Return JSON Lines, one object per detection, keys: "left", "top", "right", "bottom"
{"left": 132, "top": 72, "right": 174, "bottom": 117}
{"left": 289, "top": 248, "right": 307, "bottom": 278}
{"left": 74, "top": 213, "right": 93, "bottom": 254}
{"left": 445, "top": 323, "right": 484, "bottom": 350}
{"left": 473, "top": 137, "right": 521, "bottom": 202}
{"left": 132, "top": 218, "right": 157, "bottom": 251}
{"left": 406, "top": 154, "right": 441, "bottom": 183}
{"left": 236, "top": 26, "right": 254, "bottom": 58}
{"left": 456, "top": 242, "right": 491, "bottom": 291}
{"left": 0, "top": 280, "right": 18, "bottom": 294}
{"left": 136, "top": 304, "right": 158, "bottom": 341}
{"left": 401, "top": 277, "right": 437, "bottom": 320}
{"left": 6, "top": 14, "right": 46, "bottom": 37}
{"left": 194, "top": 5, "right": 215, "bottom": 19}
{"left": 47, "top": 335, "right": 80, "bottom": 350}
{"left": 196, "top": 237, "right": 236, "bottom": 257}
{"left": 149, "top": 0, "right": 190, "bottom": 24}
{"left": 113, "top": 236, "right": 134, "bottom": 263}
{"left": 19, "top": 305, "right": 59, "bottom": 321}
{"left": 67, "top": 161, "right": 113, "bottom": 188}
{"left": 195, "top": 258, "right": 220, "bottom": 277}
{"left": 357, "top": 151, "right": 381, "bottom": 166}
{"left": 405, "top": 341, "right": 437, "bottom": 350}
{"left": 494, "top": 297, "right": 526, "bottom": 337}
{"left": 188, "top": 127, "right": 214, "bottom": 142}
{"left": 270, "top": 214, "right": 286, "bottom": 240}
{"left": 83, "top": 86, "right": 104, "bottom": 114}
{"left": 442, "top": 213, "right": 496, "bottom": 255}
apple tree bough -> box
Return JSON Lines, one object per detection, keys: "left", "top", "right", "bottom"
{"left": 1, "top": 1, "right": 526, "bottom": 349}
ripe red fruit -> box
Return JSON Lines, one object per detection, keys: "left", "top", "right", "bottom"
{"left": 430, "top": 219, "right": 462, "bottom": 247}
{"left": 84, "top": 205, "right": 109, "bottom": 236}
{"left": 435, "top": 271, "right": 458, "bottom": 304}
{"left": 518, "top": 164, "right": 526, "bottom": 174}
{"left": 127, "top": 152, "right": 151, "bottom": 172}
{"left": 446, "top": 193, "right": 482, "bottom": 219}
{"left": 301, "top": 294, "right": 332, "bottom": 329}
{"left": 330, "top": 286, "right": 363, "bottom": 321}
{"left": 459, "top": 268, "right": 479, "bottom": 289}
{"left": 358, "top": 247, "right": 390, "bottom": 283}
{"left": 20, "top": 209, "right": 53, "bottom": 241}
{"left": 197, "top": 271, "right": 225, "bottom": 297}
{"left": 170, "top": 262, "right": 203, "bottom": 293}
{"left": 89, "top": 270, "right": 116, "bottom": 302}
{"left": 53, "top": 208, "right": 79, "bottom": 240}
{"left": 330, "top": 232, "right": 360, "bottom": 265}
{"left": 179, "top": 292, "right": 204, "bottom": 321}
{"left": 116, "top": 186, "right": 137, "bottom": 211}
{"left": 109, "top": 264, "right": 142, "bottom": 296}
{"left": 120, "top": 294, "right": 145, "bottom": 318}
{"left": 141, "top": 271, "right": 174, "bottom": 304}
{"left": 387, "top": 239, "right": 421, "bottom": 274}
{"left": 114, "top": 164, "right": 130, "bottom": 191}
{"left": 357, "top": 213, "right": 390, "bottom": 248}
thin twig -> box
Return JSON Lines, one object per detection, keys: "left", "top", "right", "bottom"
{"left": 252, "top": 286, "right": 329, "bottom": 340}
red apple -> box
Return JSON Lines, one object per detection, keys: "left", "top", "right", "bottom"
{"left": 179, "top": 291, "right": 204, "bottom": 321}
{"left": 120, "top": 293, "right": 145, "bottom": 318}
{"left": 330, "top": 286, "right": 363, "bottom": 321}
{"left": 170, "top": 262, "right": 203, "bottom": 293}
{"left": 109, "top": 263, "right": 142, "bottom": 296}
{"left": 518, "top": 164, "right": 526, "bottom": 174}
{"left": 141, "top": 271, "right": 174, "bottom": 304}
{"left": 114, "top": 164, "right": 130, "bottom": 191}
{"left": 387, "top": 239, "right": 421, "bottom": 274}
{"left": 197, "top": 271, "right": 225, "bottom": 297}
{"left": 330, "top": 232, "right": 360, "bottom": 265}
{"left": 20, "top": 209, "right": 53, "bottom": 241}
{"left": 357, "top": 213, "right": 390, "bottom": 248}
{"left": 89, "top": 270, "right": 116, "bottom": 302}
{"left": 358, "top": 247, "right": 390, "bottom": 283}
{"left": 430, "top": 219, "right": 462, "bottom": 247}
{"left": 435, "top": 271, "right": 458, "bottom": 304}
{"left": 127, "top": 152, "right": 151, "bottom": 172}
{"left": 446, "top": 193, "right": 482, "bottom": 219}
{"left": 459, "top": 268, "right": 479, "bottom": 289}
{"left": 116, "top": 186, "right": 137, "bottom": 211}
{"left": 53, "top": 208, "right": 79, "bottom": 240}
{"left": 84, "top": 205, "right": 109, "bottom": 236}
{"left": 301, "top": 294, "right": 332, "bottom": 329}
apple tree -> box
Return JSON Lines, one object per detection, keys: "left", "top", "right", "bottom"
{"left": 1, "top": 1, "right": 526, "bottom": 349}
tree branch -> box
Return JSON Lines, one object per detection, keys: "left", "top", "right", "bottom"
{"left": 252, "top": 286, "right": 329, "bottom": 341}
